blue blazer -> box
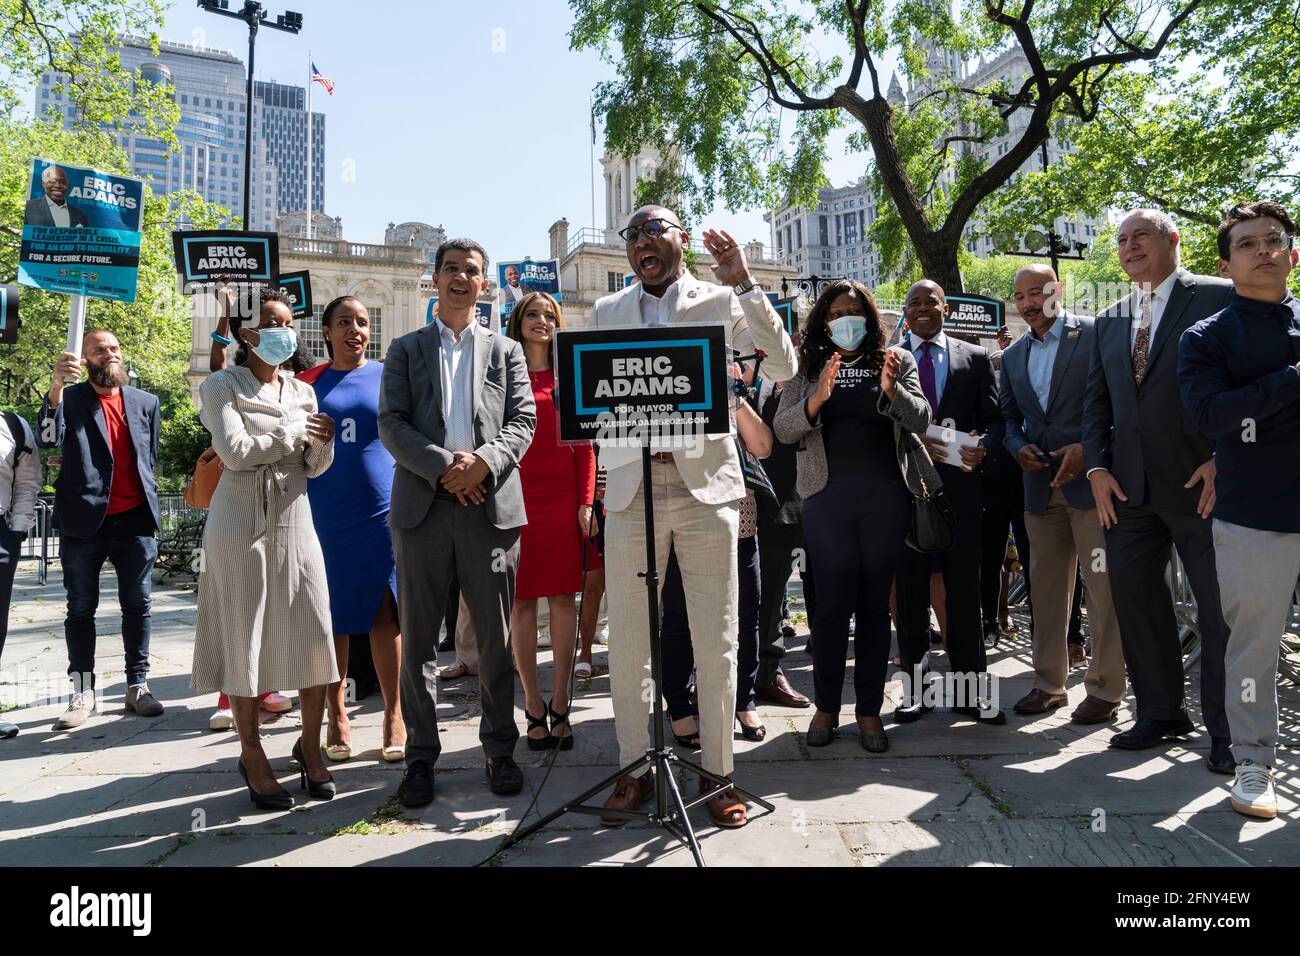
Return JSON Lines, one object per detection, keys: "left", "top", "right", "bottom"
{"left": 37, "top": 383, "right": 160, "bottom": 538}
{"left": 999, "top": 313, "right": 1096, "bottom": 513}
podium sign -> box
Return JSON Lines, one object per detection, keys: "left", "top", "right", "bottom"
{"left": 554, "top": 323, "right": 731, "bottom": 443}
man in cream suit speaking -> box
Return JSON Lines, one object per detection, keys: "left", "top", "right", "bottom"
{"left": 591, "top": 205, "right": 796, "bottom": 830}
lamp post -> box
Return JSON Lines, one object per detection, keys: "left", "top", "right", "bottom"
{"left": 196, "top": 2, "right": 302, "bottom": 228}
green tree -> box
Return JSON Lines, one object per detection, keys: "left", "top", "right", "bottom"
{"left": 571, "top": 0, "right": 1294, "bottom": 292}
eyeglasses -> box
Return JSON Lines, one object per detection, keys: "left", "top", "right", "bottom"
{"left": 1230, "top": 232, "right": 1292, "bottom": 255}
{"left": 618, "top": 218, "right": 681, "bottom": 244}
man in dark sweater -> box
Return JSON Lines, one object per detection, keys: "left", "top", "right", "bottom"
{"left": 1178, "top": 200, "right": 1300, "bottom": 821}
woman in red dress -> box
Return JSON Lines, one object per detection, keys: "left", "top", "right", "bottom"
{"left": 508, "top": 292, "right": 597, "bottom": 751}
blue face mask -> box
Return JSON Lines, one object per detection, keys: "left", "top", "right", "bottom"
{"left": 827, "top": 315, "right": 868, "bottom": 351}
{"left": 248, "top": 327, "right": 298, "bottom": 367}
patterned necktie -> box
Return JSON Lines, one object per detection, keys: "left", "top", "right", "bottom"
{"left": 1132, "top": 293, "right": 1152, "bottom": 384}
{"left": 918, "top": 340, "right": 939, "bottom": 414}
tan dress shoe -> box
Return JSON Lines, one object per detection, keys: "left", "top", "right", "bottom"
{"left": 699, "top": 777, "right": 747, "bottom": 828}
{"left": 600, "top": 772, "right": 654, "bottom": 827}
{"left": 1071, "top": 695, "right": 1120, "bottom": 724}
{"left": 1012, "top": 689, "right": 1068, "bottom": 714}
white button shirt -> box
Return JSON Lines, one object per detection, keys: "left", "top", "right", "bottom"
{"left": 1129, "top": 270, "right": 1179, "bottom": 350}
{"left": 638, "top": 277, "right": 683, "bottom": 326}
{"left": 44, "top": 196, "right": 71, "bottom": 228}
{"left": 435, "top": 318, "right": 476, "bottom": 454}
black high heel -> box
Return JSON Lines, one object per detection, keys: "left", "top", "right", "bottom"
{"left": 671, "top": 715, "right": 701, "bottom": 748}
{"left": 547, "top": 698, "right": 574, "bottom": 752}
{"left": 237, "top": 758, "right": 293, "bottom": 811}
{"left": 736, "top": 713, "right": 767, "bottom": 741}
{"left": 525, "top": 704, "right": 552, "bottom": 751}
{"left": 291, "top": 740, "right": 336, "bottom": 800}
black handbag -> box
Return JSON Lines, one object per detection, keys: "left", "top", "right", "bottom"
{"left": 904, "top": 443, "right": 956, "bottom": 553}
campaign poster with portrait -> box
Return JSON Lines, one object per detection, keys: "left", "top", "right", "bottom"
{"left": 17, "top": 158, "right": 145, "bottom": 303}
{"left": 426, "top": 297, "right": 495, "bottom": 329}
{"left": 497, "top": 258, "right": 561, "bottom": 320}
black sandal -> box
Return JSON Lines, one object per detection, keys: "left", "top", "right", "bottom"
{"left": 736, "top": 712, "right": 767, "bottom": 741}
{"left": 525, "top": 705, "right": 552, "bottom": 751}
{"left": 671, "top": 715, "right": 701, "bottom": 749}
{"left": 547, "top": 698, "right": 574, "bottom": 751}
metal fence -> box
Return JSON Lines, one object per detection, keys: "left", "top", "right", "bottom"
{"left": 15, "top": 493, "right": 207, "bottom": 585}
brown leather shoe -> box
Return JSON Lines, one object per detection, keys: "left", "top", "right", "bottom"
{"left": 754, "top": 673, "right": 810, "bottom": 709}
{"left": 699, "top": 778, "right": 747, "bottom": 828}
{"left": 1071, "top": 695, "right": 1120, "bottom": 724}
{"left": 1068, "top": 644, "right": 1087, "bottom": 668}
{"left": 600, "top": 772, "right": 654, "bottom": 827}
{"left": 1013, "top": 688, "right": 1068, "bottom": 714}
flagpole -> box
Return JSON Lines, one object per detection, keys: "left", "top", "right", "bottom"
{"left": 306, "top": 49, "right": 313, "bottom": 241}
{"left": 589, "top": 95, "right": 596, "bottom": 231}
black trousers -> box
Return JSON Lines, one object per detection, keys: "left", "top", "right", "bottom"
{"left": 802, "top": 475, "right": 910, "bottom": 716}
{"left": 980, "top": 483, "right": 1032, "bottom": 626}
{"left": 660, "top": 538, "right": 762, "bottom": 718}
{"left": 0, "top": 526, "right": 22, "bottom": 660}
{"left": 756, "top": 518, "right": 802, "bottom": 686}
{"left": 897, "top": 511, "right": 987, "bottom": 687}
{"left": 1104, "top": 500, "right": 1229, "bottom": 737}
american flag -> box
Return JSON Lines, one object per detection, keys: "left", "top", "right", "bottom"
{"left": 311, "top": 62, "right": 334, "bottom": 95}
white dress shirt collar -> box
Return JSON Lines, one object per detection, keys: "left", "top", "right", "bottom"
{"left": 638, "top": 273, "right": 686, "bottom": 327}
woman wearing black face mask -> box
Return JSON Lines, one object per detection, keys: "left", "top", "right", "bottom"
{"left": 192, "top": 291, "right": 340, "bottom": 810}
{"left": 774, "top": 280, "right": 936, "bottom": 753}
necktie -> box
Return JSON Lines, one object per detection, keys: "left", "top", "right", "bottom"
{"left": 1132, "top": 293, "right": 1152, "bottom": 384}
{"left": 918, "top": 340, "right": 938, "bottom": 414}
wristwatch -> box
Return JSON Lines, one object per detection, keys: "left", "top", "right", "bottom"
{"left": 733, "top": 276, "right": 757, "bottom": 296}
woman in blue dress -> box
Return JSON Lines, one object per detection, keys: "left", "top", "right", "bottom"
{"left": 299, "top": 296, "right": 404, "bottom": 763}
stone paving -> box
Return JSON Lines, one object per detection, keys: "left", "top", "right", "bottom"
{"left": 1, "top": 566, "right": 1296, "bottom": 867}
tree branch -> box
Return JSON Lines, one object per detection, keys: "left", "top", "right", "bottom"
{"left": 693, "top": 2, "right": 833, "bottom": 111}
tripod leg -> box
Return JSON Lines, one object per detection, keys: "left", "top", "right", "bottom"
{"left": 661, "top": 764, "right": 707, "bottom": 868}
{"left": 673, "top": 754, "right": 777, "bottom": 814}
{"left": 501, "top": 755, "right": 653, "bottom": 848}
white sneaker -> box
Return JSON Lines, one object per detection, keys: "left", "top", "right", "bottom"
{"left": 537, "top": 629, "right": 552, "bottom": 648}
{"left": 595, "top": 624, "right": 609, "bottom": 645}
{"left": 55, "top": 689, "right": 97, "bottom": 729}
{"left": 1230, "top": 760, "right": 1278, "bottom": 820}
{"left": 209, "top": 708, "right": 234, "bottom": 731}
{"left": 0, "top": 717, "right": 18, "bottom": 739}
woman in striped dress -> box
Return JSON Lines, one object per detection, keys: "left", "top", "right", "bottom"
{"left": 192, "top": 291, "right": 340, "bottom": 810}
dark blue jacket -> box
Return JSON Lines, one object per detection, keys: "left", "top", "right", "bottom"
{"left": 1000, "top": 313, "right": 1097, "bottom": 512}
{"left": 1178, "top": 292, "right": 1300, "bottom": 533}
{"left": 36, "top": 383, "right": 160, "bottom": 538}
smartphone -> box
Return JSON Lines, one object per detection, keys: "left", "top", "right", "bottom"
{"left": 1033, "top": 450, "right": 1054, "bottom": 465}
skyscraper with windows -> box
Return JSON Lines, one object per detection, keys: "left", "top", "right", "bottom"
{"left": 252, "top": 80, "right": 325, "bottom": 220}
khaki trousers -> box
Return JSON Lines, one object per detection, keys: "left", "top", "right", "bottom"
{"left": 605, "top": 460, "right": 739, "bottom": 778}
{"left": 1024, "top": 488, "right": 1125, "bottom": 701}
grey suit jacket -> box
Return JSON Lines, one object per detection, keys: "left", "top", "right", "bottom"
{"left": 1081, "top": 269, "right": 1232, "bottom": 511}
{"left": 378, "top": 321, "right": 536, "bottom": 530}
{"left": 773, "top": 346, "right": 940, "bottom": 501}
{"left": 25, "top": 197, "right": 89, "bottom": 228}
{"left": 999, "top": 312, "right": 1095, "bottom": 513}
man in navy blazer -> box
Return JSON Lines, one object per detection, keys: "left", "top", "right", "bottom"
{"left": 37, "top": 329, "right": 163, "bottom": 729}
{"left": 1000, "top": 265, "right": 1125, "bottom": 724}
{"left": 894, "top": 280, "right": 1006, "bottom": 724}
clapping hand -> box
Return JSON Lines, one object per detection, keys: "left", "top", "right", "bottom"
{"left": 806, "top": 352, "right": 841, "bottom": 420}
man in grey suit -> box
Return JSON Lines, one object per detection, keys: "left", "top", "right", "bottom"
{"left": 1001, "top": 265, "right": 1124, "bottom": 723}
{"left": 379, "top": 238, "right": 536, "bottom": 806}
{"left": 24, "top": 165, "right": 89, "bottom": 228}
{"left": 1081, "top": 209, "right": 1234, "bottom": 771}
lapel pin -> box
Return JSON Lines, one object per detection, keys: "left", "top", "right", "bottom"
{"left": 687, "top": 289, "right": 698, "bottom": 299}
{"left": 1068, "top": 329, "right": 1080, "bottom": 338}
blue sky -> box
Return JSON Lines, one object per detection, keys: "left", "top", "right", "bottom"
{"left": 155, "top": 0, "right": 873, "bottom": 260}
